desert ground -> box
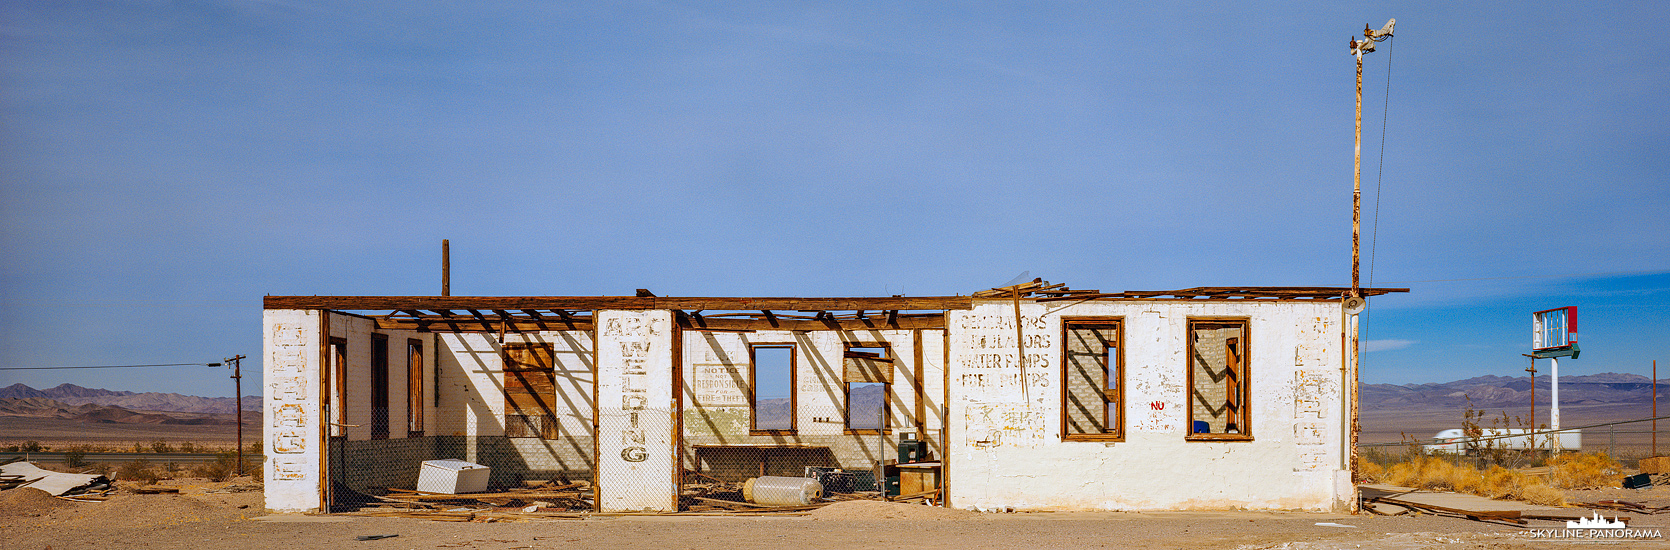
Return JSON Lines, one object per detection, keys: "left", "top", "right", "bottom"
{"left": 6, "top": 477, "right": 1670, "bottom": 550}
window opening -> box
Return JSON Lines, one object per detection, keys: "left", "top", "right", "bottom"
{"left": 750, "top": 345, "right": 795, "bottom": 433}
{"left": 370, "top": 334, "right": 389, "bottom": 440}
{"left": 504, "top": 342, "right": 559, "bottom": 439}
{"left": 407, "top": 338, "right": 424, "bottom": 436}
{"left": 1063, "top": 320, "right": 1122, "bottom": 440}
{"left": 1187, "top": 320, "right": 1250, "bottom": 440}
{"left": 843, "top": 345, "right": 891, "bottom": 434}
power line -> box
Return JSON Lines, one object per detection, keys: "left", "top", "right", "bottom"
{"left": 1378, "top": 268, "right": 1670, "bottom": 285}
{"left": 0, "top": 362, "right": 222, "bottom": 371}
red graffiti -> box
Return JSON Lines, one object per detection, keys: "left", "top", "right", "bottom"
{"left": 1150, "top": 401, "right": 1165, "bottom": 410}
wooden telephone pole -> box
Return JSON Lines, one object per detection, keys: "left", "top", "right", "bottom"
{"left": 225, "top": 355, "right": 247, "bottom": 475}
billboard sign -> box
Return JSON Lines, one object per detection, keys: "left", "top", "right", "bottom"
{"left": 1532, "top": 306, "right": 1578, "bottom": 355}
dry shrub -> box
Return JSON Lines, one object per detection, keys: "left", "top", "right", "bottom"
{"left": 1361, "top": 454, "right": 1568, "bottom": 506}
{"left": 1549, "top": 451, "right": 1623, "bottom": 489}
{"left": 115, "top": 459, "right": 159, "bottom": 485}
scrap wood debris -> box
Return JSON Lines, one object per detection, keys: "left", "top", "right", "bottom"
{"left": 1359, "top": 483, "right": 1627, "bottom": 526}
{"left": 1581, "top": 500, "right": 1670, "bottom": 514}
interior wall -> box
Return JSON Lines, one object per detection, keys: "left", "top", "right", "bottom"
{"left": 325, "top": 313, "right": 427, "bottom": 441}
{"left": 680, "top": 329, "right": 945, "bottom": 480}
{"left": 433, "top": 331, "right": 595, "bottom": 475}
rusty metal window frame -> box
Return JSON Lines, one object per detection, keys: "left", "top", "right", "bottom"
{"left": 748, "top": 343, "right": 797, "bottom": 435}
{"left": 1185, "top": 318, "right": 1253, "bottom": 442}
{"left": 842, "top": 342, "right": 892, "bottom": 435}
{"left": 1060, "top": 318, "right": 1124, "bottom": 442}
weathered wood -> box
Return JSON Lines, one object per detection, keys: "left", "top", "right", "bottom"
{"left": 680, "top": 314, "right": 946, "bottom": 331}
{"left": 265, "top": 296, "right": 975, "bottom": 311}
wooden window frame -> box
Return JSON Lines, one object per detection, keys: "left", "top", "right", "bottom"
{"left": 503, "top": 342, "right": 560, "bottom": 440}
{"left": 842, "top": 342, "right": 892, "bottom": 435}
{"left": 1060, "top": 317, "right": 1124, "bottom": 442}
{"left": 1185, "top": 317, "right": 1252, "bottom": 442}
{"left": 329, "top": 337, "right": 348, "bottom": 438}
{"left": 369, "top": 333, "right": 390, "bottom": 440}
{"left": 748, "top": 343, "right": 797, "bottom": 435}
{"left": 407, "top": 338, "right": 424, "bottom": 437}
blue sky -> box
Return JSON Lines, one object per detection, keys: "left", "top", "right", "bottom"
{"left": 1, "top": 1, "right": 1665, "bottom": 397}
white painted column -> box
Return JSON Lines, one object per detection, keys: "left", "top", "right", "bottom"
{"left": 1551, "top": 357, "right": 1561, "bottom": 453}
{"left": 263, "top": 309, "right": 325, "bottom": 512}
{"left": 594, "top": 310, "right": 678, "bottom": 512}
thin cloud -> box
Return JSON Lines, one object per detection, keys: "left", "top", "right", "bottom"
{"left": 1364, "top": 339, "right": 1416, "bottom": 352}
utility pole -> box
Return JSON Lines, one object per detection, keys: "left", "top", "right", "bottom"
{"left": 1349, "top": 18, "right": 1393, "bottom": 300}
{"left": 1347, "top": 18, "right": 1393, "bottom": 496}
{"left": 226, "top": 355, "right": 247, "bottom": 476}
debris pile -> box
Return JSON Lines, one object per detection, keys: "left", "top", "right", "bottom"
{"left": 0, "top": 458, "right": 114, "bottom": 501}
{"left": 345, "top": 480, "right": 595, "bottom": 520}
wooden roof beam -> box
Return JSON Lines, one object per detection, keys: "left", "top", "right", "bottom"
{"left": 264, "top": 295, "right": 976, "bottom": 311}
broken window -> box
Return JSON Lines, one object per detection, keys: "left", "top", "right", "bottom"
{"left": 329, "top": 337, "right": 348, "bottom": 438}
{"left": 503, "top": 342, "right": 559, "bottom": 439}
{"left": 370, "top": 333, "right": 389, "bottom": 440}
{"left": 749, "top": 344, "right": 796, "bottom": 433}
{"left": 843, "top": 344, "right": 892, "bottom": 434}
{"left": 1062, "top": 319, "right": 1122, "bottom": 441}
{"left": 1187, "top": 319, "right": 1250, "bottom": 440}
{"left": 407, "top": 339, "right": 424, "bottom": 436}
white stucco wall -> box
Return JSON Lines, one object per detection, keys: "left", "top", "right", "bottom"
{"left": 946, "top": 299, "right": 1353, "bottom": 512}
{"left": 264, "top": 309, "right": 323, "bottom": 512}
{"left": 595, "top": 310, "right": 677, "bottom": 512}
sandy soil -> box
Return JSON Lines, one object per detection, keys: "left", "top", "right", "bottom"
{"left": 8, "top": 485, "right": 1670, "bottom": 550}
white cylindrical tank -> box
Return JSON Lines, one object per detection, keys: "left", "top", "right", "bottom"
{"left": 742, "top": 476, "right": 823, "bottom": 506}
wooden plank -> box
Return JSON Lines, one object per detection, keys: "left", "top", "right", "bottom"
{"left": 680, "top": 314, "right": 946, "bottom": 331}
{"left": 265, "top": 296, "right": 976, "bottom": 311}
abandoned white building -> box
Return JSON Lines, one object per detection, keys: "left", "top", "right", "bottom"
{"left": 262, "top": 280, "right": 1404, "bottom": 513}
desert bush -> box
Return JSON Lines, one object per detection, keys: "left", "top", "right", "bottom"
{"left": 178, "top": 441, "right": 196, "bottom": 453}
{"left": 1359, "top": 453, "right": 1568, "bottom": 506}
{"left": 150, "top": 440, "right": 174, "bottom": 453}
{"left": 63, "top": 448, "right": 89, "bottom": 468}
{"left": 20, "top": 441, "right": 44, "bottom": 453}
{"left": 1549, "top": 451, "right": 1624, "bottom": 489}
{"left": 115, "top": 459, "right": 159, "bottom": 485}
{"left": 190, "top": 451, "right": 253, "bottom": 482}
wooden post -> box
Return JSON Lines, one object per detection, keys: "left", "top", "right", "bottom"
{"left": 442, "top": 239, "right": 450, "bottom": 296}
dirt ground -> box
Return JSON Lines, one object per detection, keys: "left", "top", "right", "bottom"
{"left": 8, "top": 482, "right": 1670, "bottom": 550}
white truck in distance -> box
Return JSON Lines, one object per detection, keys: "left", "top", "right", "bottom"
{"left": 1423, "top": 428, "right": 1581, "bottom": 454}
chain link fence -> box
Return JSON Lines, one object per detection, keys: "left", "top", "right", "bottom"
{"left": 326, "top": 409, "right": 596, "bottom": 512}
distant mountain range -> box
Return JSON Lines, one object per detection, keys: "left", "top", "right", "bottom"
{"left": 1363, "top": 372, "right": 1668, "bottom": 411}
{"left": 0, "top": 383, "right": 260, "bottom": 414}
{"left": 0, "top": 396, "right": 247, "bottom": 426}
